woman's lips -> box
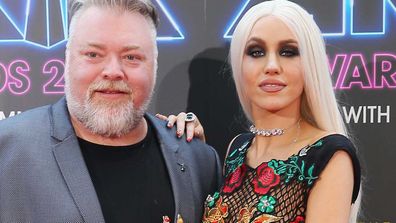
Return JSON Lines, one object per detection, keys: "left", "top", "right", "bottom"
{"left": 259, "top": 80, "right": 286, "bottom": 93}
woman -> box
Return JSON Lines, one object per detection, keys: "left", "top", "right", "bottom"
{"left": 158, "top": 0, "right": 361, "bottom": 222}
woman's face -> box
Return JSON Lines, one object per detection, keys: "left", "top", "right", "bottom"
{"left": 242, "top": 16, "right": 304, "bottom": 117}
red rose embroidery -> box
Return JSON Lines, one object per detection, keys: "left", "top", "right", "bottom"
{"left": 290, "top": 215, "right": 305, "bottom": 223}
{"left": 222, "top": 164, "right": 247, "bottom": 193}
{"left": 252, "top": 163, "right": 280, "bottom": 195}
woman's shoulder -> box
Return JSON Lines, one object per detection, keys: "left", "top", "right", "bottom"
{"left": 304, "top": 133, "right": 361, "bottom": 203}
{"left": 223, "top": 133, "right": 254, "bottom": 175}
{"left": 225, "top": 133, "right": 255, "bottom": 158}
{"left": 306, "top": 133, "right": 357, "bottom": 158}
{"left": 231, "top": 132, "right": 255, "bottom": 147}
{"left": 302, "top": 132, "right": 358, "bottom": 168}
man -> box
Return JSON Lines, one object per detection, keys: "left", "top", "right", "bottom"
{"left": 0, "top": 0, "right": 221, "bottom": 222}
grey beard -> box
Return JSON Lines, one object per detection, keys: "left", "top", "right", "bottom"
{"left": 65, "top": 82, "right": 150, "bottom": 138}
{"left": 69, "top": 97, "right": 146, "bottom": 138}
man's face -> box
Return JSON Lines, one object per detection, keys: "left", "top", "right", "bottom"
{"left": 64, "top": 6, "right": 157, "bottom": 137}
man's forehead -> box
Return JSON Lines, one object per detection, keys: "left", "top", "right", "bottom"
{"left": 69, "top": 6, "right": 154, "bottom": 49}
{"left": 77, "top": 42, "right": 141, "bottom": 51}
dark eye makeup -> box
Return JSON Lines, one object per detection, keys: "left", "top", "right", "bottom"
{"left": 246, "top": 45, "right": 265, "bottom": 58}
{"left": 245, "top": 43, "right": 300, "bottom": 58}
{"left": 280, "top": 45, "right": 299, "bottom": 57}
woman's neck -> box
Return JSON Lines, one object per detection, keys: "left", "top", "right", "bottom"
{"left": 246, "top": 119, "right": 326, "bottom": 168}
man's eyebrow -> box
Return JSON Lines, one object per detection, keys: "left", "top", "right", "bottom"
{"left": 80, "top": 43, "right": 141, "bottom": 52}
{"left": 122, "top": 45, "right": 140, "bottom": 51}
{"left": 120, "top": 45, "right": 142, "bottom": 54}
{"left": 84, "top": 42, "right": 106, "bottom": 50}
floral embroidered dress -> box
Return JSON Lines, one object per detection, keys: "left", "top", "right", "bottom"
{"left": 202, "top": 134, "right": 360, "bottom": 223}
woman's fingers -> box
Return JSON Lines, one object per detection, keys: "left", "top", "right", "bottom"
{"left": 155, "top": 113, "right": 168, "bottom": 121}
{"left": 156, "top": 112, "right": 206, "bottom": 142}
{"left": 186, "top": 121, "right": 195, "bottom": 142}
{"left": 155, "top": 113, "right": 178, "bottom": 128}
{"left": 167, "top": 115, "right": 178, "bottom": 128}
{"left": 175, "top": 112, "right": 187, "bottom": 138}
{"left": 194, "top": 125, "right": 206, "bottom": 143}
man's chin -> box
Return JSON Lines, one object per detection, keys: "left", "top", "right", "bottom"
{"left": 80, "top": 112, "right": 138, "bottom": 138}
{"left": 88, "top": 98, "right": 134, "bottom": 115}
{"left": 90, "top": 95, "right": 131, "bottom": 106}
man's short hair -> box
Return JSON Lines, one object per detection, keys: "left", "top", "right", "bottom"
{"left": 68, "top": 0, "right": 159, "bottom": 28}
{"left": 66, "top": 0, "right": 159, "bottom": 53}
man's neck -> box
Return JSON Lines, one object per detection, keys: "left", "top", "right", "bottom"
{"left": 70, "top": 116, "right": 148, "bottom": 146}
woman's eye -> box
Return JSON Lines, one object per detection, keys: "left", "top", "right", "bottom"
{"left": 280, "top": 47, "right": 299, "bottom": 57}
{"left": 247, "top": 47, "right": 265, "bottom": 58}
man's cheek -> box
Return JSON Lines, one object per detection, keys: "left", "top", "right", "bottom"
{"left": 132, "top": 86, "right": 150, "bottom": 104}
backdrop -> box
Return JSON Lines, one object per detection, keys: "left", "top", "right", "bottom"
{"left": 0, "top": 0, "right": 395, "bottom": 221}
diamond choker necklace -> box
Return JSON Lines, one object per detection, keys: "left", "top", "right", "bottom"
{"left": 250, "top": 119, "right": 301, "bottom": 137}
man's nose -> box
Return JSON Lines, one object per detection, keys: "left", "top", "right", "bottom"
{"left": 102, "top": 56, "right": 125, "bottom": 80}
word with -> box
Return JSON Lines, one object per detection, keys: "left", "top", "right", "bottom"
{"left": 342, "top": 105, "right": 391, "bottom": 124}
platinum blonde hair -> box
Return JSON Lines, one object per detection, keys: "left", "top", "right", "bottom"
{"left": 230, "top": 0, "right": 360, "bottom": 221}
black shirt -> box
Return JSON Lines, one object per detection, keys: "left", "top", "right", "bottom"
{"left": 79, "top": 122, "right": 175, "bottom": 223}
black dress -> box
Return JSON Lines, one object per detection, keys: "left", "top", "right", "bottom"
{"left": 202, "top": 134, "right": 360, "bottom": 223}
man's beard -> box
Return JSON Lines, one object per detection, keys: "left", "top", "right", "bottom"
{"left": 65, "top": 79, "right": 151, "bottom": 138}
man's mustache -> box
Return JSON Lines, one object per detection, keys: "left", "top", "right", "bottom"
{"left": 88, "top": 80, "right": 133, "bottom": 95}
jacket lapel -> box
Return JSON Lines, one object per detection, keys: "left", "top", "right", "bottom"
{"left": 146, "top": 114, "right": 196, "bottom": 223}
{"left": 50, "top": 98, "right": 105, "bottom": 223}
{"left": 48, "top": 100, "right": 196, "bottom": 222}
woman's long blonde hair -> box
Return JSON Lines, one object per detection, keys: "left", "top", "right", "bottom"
{"left": 229, "top": 0, "right": 360, "bottom": 221}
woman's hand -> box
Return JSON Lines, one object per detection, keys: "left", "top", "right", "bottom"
{"left": 155, "top": 112, "right": 206, "bottom": 142}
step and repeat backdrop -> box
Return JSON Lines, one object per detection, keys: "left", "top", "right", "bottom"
{"left": 0, "top": 0, "right": 395, "bottom": 221}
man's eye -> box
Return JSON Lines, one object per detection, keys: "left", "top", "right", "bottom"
{"left": 125, "top": 55, "right": 136, "bottom": 60}
{"left": 86, "top": 52, "right": 98, "bottom": 58}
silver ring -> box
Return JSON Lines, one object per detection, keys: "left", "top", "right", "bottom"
{"left": 185, "top": 112, "right": 196, "bottom": 122}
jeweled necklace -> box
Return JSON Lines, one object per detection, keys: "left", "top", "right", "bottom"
{"left": 250, "top": 118, "right": 301, "bottom": 137}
